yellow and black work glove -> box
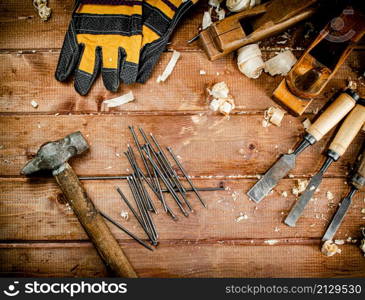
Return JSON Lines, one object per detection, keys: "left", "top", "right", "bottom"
{"left": 55, "top": 0, "right": 143, "bottom": 95}
{"left": 137, "top": 0, "right": 198, "bottom": 83}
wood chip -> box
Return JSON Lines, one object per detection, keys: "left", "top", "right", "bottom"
{"left": 321, "top": 240, "right": 341, "bottom": 257}
{"left": 157, "top": 50, "right": 181, "bottom": 83}
{"left": 31, "top": 100, "right": 38, "bottom": 108}
{"left": 102, "top": 91, "right": 134, "bottom": 108}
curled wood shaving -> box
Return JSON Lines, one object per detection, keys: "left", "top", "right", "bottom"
{"left": 237, "top": 44, "right": 264, "bottom": 79}
{"left": 263, "top": 107, "right": 285, "bottom": 127}
{"left": 321, "top": 240, "right": 341, "bottom": 257}
{"left": 226, "top": 0, "right": 261, "bottom": 12}
{"left": 208, "top": 82, "right": 235, "bottom": 115}
{"left": 33, "top": 0, "right": 51, "bottom": 21}
{"left": 264, "top": 50, "right": 297, "bottom": 76}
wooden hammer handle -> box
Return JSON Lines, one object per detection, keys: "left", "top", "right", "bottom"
{"left": 54, "top": 163, "right": 137, "bottom": 278}
{"left": 329, "top": 104, "right": 365, "bottom": 157}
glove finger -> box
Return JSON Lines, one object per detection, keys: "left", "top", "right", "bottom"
{"left": 74, "top": 44, "right": 101, "bottom": 96}
{"left": 55, "top": 23, "right": 80, "bottom": 82}
{"left": 137, "top": 33, "right": 167, "bottom": 83}
{"left": 101, "top": 46, "right": 120, "bottom": 92}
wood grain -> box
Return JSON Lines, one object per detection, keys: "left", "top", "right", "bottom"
{"left": 0, "top": 51, "right": 363, "bottom": 114}
{"left": 0, "top": 178, "right": 364, "bottom": 241}
{"left": 0, "top": 242, "right": 364, "bottom": 277}
{"left": 0, "top": 115, "right": 363, "bottom": 177}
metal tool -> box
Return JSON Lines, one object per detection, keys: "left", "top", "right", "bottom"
{"left": 143, "top": 148, "right": 190, "bottom": 217}
{"left": 273, "top": 7, "right": 365, "bottom": 116}
{"left": 21, "top": 132, "right": 137, "bottom": 278}
{"left": 167, "top": 147, "right": 207, "bottom": 208}
{"left": 285, "top": 100, "right": 365, "bottom": 226}
{"left": 322, "top": 144, "right": 365, "bottom": 241}
{"left": 100, "top": 211, "right": 154, "bottom": 251}
{"left": 200, "top": 0, "right": 317, "bottom": 61}
{"left": 247, "top": 90, "right": 359, "bottom": 203}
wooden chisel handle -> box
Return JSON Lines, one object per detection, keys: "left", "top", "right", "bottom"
{"left": 54, "top": 163, "right": 138, "bottom": 278}
{"left": 352, "top": 143, "right": 365, "bottom": 191}
{"left": 307, "top": 90, "right": 359, "bottom": 142}
{"left": 329, "top": 103, "right": 365, "bottom": 157}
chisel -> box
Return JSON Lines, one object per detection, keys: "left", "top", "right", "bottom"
{"left": 285, "top": 100, "right": 365, "bottom": 227}
{"left": 247, "top": 89, "right": 360, "bottom": 203}
{"left": 322, "top": 144, "right": 365, "bottom": 241}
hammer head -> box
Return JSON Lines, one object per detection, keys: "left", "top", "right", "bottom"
{"left": 21, "top": 131, "right": 89, "bottom": 175}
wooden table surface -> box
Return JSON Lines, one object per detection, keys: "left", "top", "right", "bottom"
{"left": 0, "top": 0, "right": 364, "bottom": 277}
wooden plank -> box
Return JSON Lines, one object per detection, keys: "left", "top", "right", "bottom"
{"left": 0, "top": 115, "right": 363, "bottom": 177}
{"left": 0, "top": 178, "right": 364, "bottom": 241}
{"left": 0, "top": 242, "right": 364, "bottom": 277}
{"left": 0, "top": 51, "right": 363, "bottom": 114}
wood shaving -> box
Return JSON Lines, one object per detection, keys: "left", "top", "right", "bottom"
{"left": 208, "top": 82, "right": 235, "bottom": 115}
{"left": 361, "top": 238, "right": 365, "bottom": 256}
{"left": 209, "top": 0, "right": 224, "bottom": 7}
{"left": 334, "top": 239, "right": 345, "bottom": 245}
{"left": 102, "top": 91, "right": 134, "bottom": 108}
{"left": 31, "top": 100, "right": 38, "bottom": 108}
{"left": 263, "top": 107, "right": 285, "bottom": 127}
{"left": 264, "top": 50, "right": 297, "bottom": 76}
{"left": 302, "top": 118, "right": 312, "bottom": 130}
{"left": 326, "top": 191, "right": 334, "bottom": 201}
{"left": 347, "top": 79, "right": 357, "bottom": 90}
{"left": 235, "top": 212, "right": 248, "bottom": 222}
{"left": 264, "top": 239, "right": 278, "bottom": 245}
{"left": 237, "top": 44, "right": 264, "bottom": 79}
{"left": 292, "top": 179, "right": 309, "bottom": 196}
{"left": 202, "top": 10, "right": 212, "bottom": 30}
{"left": 199, "top": 70, "right": 206, "bottom": 75}
{"left": 33, "top": 0, "right": 51, "bottom": 21}
{"left": 281, "top": 191, "right": 288, "bottom": 197}
{"left": 120, "top": 211, "right": 129, "bottom": 220}
{"left": 157, "top": 50, "right": 180, "bottom": 82}
{"left": 361, "top": 208, "right": 365, "bottom": 214}
{"left": 321, "top": 240, "right": 341, "bottom": 257}
{"left": 227, "top": 0, "right": 261, "bottom": 12}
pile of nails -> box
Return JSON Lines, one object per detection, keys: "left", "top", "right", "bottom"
{"left": 106, "top": 126, "right": 224, "bottom": 251}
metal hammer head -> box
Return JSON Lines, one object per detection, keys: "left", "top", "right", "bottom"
{"left": 21, "top": 131, "right": 89, "bottom": 175}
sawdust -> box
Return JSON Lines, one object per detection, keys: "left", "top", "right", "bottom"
{"left": 321, "top": 240, "right": 341, "bottom": 257}
{"left": 326, "top": 191, "right": 334, "bottom": 201}
{"left": 292, "top": 179, "right": 309, "bottom": 196}
{"left": 235, "top": 212, "right": 248, "bottom": 222}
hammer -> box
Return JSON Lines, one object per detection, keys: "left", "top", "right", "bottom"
{"left": 21, "top": 131, "right": 137, "bottom": 278}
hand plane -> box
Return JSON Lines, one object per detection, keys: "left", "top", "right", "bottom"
{"left": 273, "top": 7, "right": 365, "bottom": 116}
{"left": 199, "top": 0, "right": 318, "bottom": 61}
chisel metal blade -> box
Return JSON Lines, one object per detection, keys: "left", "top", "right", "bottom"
{"left": 285, "top": 172, "right": 323, "bottom": 227}
{"left": 322, "top": 188, "right": 356, "bottom": 241}
{"left": 247, "top": 153, "right": 296, "bottom": 203}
